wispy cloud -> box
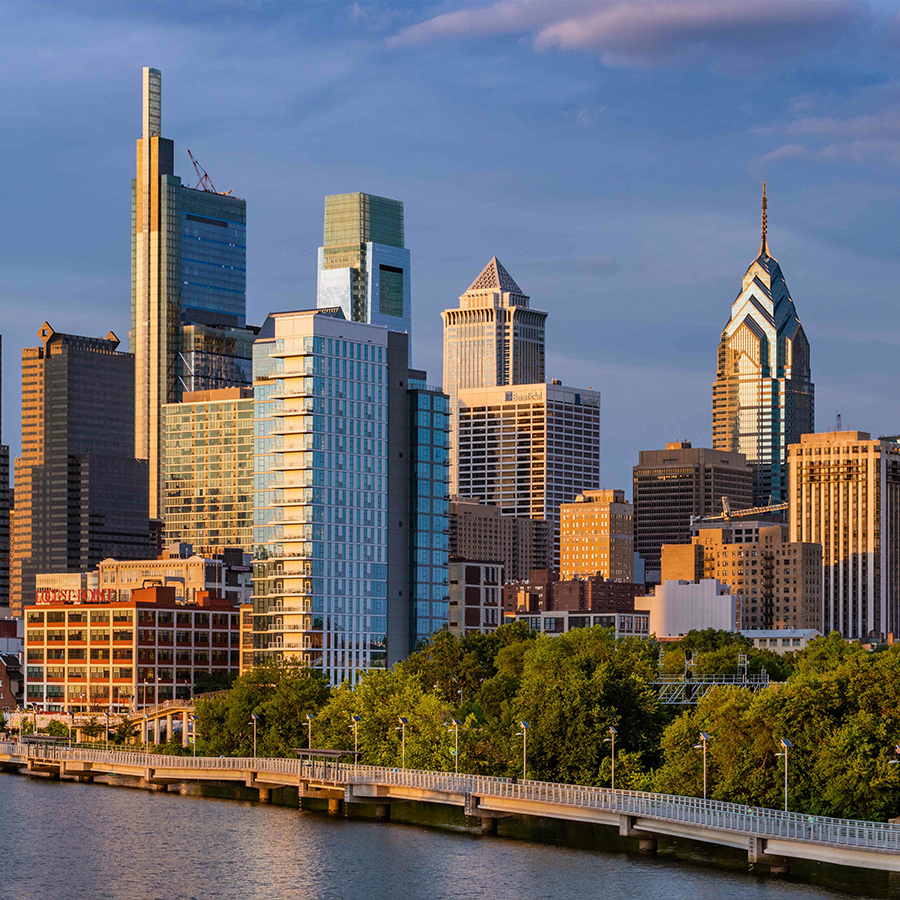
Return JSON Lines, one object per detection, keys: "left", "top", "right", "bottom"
{"left": 753, "top": 143, "right": 809, "bottom": 165}
{"left": 389, "top": 0, "right": 861, "bottom": 66}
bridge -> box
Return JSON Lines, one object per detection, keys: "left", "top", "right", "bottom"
{"left": 2, "top": 743, "right": 899, "bottom": 875}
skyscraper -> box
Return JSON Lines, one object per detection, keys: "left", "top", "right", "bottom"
{"left": 251, "top": 310, "right": 447, "bottom": 684}
{"left": 455, "top": 382, "right": 601, "bottom": 563}
{"left": 10, "top": 324, "right": 153, "bottom": 617}
{"left": 316, "top": 192, "right": 411, "bottom": 338}
{"left": 633, "top": 442, "right": 754, "bottom": 581}
{"left": 442, "top": 257, "right": 547, "bottom": 492}
{"left": 712, "top": 186, "right": 814, "bottom": 505}
{"left": 132, "top": 67, "right": 248, "bottom": 518}
{"left": 560, "top": 490, "right": 634, "bottom": 582}
{"left": 788, "top": 431, "right": 900, "bottom": 640}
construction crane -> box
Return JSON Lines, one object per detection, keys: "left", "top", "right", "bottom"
{"left": 690, "top": 495, "right": 788, "bottom": 525}
{"left": 187, "top": 149, "right": 232, "bottom": 195}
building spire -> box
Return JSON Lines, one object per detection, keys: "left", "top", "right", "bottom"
{"left": 760, "top": 180, "right": 768, "bottom": 257}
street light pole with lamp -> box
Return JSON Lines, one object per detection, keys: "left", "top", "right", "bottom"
{"left": 250, "top": 713, "right": 259, "bottom": 759}
{"left": 604, "top": 726, "right": 618, "bottom": 790}
{"left": 516, "top": 721, "right": 529, "bottom": 780}
{"left": 775, "top": 737, "right": 793, "bottom": 812}
{"left": 306, "top": 713, "right": 314, "bottom": 752}
{"left": 350, "top": 715, "right": 361, "bottom": 764}
{"left": 448, "top": 718, "right": 462, "bottom": 775}
{"left": 397, "top": 717, "right": 409, "bottom": 768}
{"left": 693, "top": 732, "right": 711, "bottom": 800}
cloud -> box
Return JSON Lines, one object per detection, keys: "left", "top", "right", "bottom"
{"left": 753, "top": 143, "right": 809, "bottom": 165}
{"left": 786, "top": 110, "right": 900, "bottom": 138}
{"left": 818, "top": 139, "right": 900, "bottom": 163}
{"left": 389, "top": 0, "right": 861, "bottom": 65}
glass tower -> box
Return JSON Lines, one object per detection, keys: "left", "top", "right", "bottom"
{"left": 712, "top": 186, "right": 814, "bottom": 506}
{"left": 131, "top": 67, "right": 248, "bottom": 517}
{"left": 316, "top": 192, "right": 411, "bottom": 340}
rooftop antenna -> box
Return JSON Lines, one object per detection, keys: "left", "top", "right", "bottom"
{"left": 836, "top": 411, "right": 842, "bottom": 431}
{"left": 760, "top": 181, "right": 768, "bottom": 257}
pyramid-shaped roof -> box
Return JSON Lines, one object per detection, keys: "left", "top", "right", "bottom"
{"left": 466, "top": 257, "right": 524, "bottom": 294}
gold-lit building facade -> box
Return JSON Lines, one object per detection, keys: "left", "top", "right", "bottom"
{"left": 560, "top": 489, "right": 634, "bottom": 582}
{"left": 712, "top": 188, "right": 813, "bottom": 505}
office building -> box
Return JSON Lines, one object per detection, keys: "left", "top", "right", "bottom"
{"left": 132, "top": 67, "right": 248, "bottom": 517}
{"left": 661, "top": 522, "right": 822, "bottom": 631}
{"left": 24, "top": 585, "right": 241, "bottom": 713}
{"left": 788, "top": 431, "right": 900, "bottom": 640}
{"left": 442, "top": 257, "right": 547, "bottom": 491}
{"left": 514, "top": 609, "right": 650, "bottom": 639}
{"left": 316, "top": 192, "right": 411, "bottom": 339}
{"left": 450, "top": 497, "right": 553, "bottom": 583}
{"left": 645, "top": 579, "right": 737, "bottom": 638}
{"left": 162, "top": 388, "right": 254, "bottom": 554}
{"left": 504, "top": 570, "right": 642, "bottom": 615}
{"left": 11, "top": 324, "right": 153, "bottom": 618}
{"left": 560, "top": 489, "right": 633, "bottom": 582}
{"left": 407, "top": 371, "right": 451, "bottom": 650}
{"left": 712, "top": 187, "right": 814, "bottom": 505}
{"left": 0, "top": 336, "right": 8, "bottom": 610}
{"left": 448, "top": 560, "right": 503, "bottom": 636}
{"left": 741, "top": 628, "right": 821, "bottom": 654}
{"left": 178, "top": 323, "right": 258, "bottom": 393}
{"left": 633, "top": 441, "right": 753, "bottom": 582}
{"left": 251, "top": 309, "right": 447, "bottom": 684}
{"left": 455, "top": 382, "right": 601, "bottom": 561}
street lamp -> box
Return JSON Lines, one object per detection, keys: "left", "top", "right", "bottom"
{"left": 190, "top": 714, "right": 198, "bottom": 758}
{"left": 350, "top": 715, "right": 361, "bottom": 764}
{"left": 448, "top": 717, "right": 462, "bottom": 775}
{"left": 397, "top": 717, "right": 409, "bottom": 768}
{"left": 306, "top": 713, "right": 314, "bottom": 751}
{"left": 775, "top": 737, "right": 793, "bottom": 812}
{"left": 144, "top": 714, "right": 150, "bottom": 765}
{"left": 516, "top": 721, "right": 529, "bottom": 780}
{"left": 693, "top": 732, "right": 711, "bottom": 800}
{"left": 105, "top": 710, "right": 110, "bottom": 752}
{"left": 250, "top": 712, "right": 259, "bottom": 759}
{"left": 604, "top": 726, "right": 618, "bottom": 790}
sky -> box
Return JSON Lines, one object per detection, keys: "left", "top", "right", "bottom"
{"left": 2, "top": 0, "right": 900, "bottom": 495}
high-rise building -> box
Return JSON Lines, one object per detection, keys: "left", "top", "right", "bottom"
{"left": 442, "top": 258, "right": 547, "bottom": 492}
{"left": 560, "top": 489, "right": 634, "bottom": 582}
{"left": 10, "top": 324, "right": 153, "bottom": 617}
{"left": 316, "top": 192, "right": 411, "bottom": 339}
{"left": 712, "top": 186, "right": 814, "bottom": 505}
{"left": 633, "top": 441, "right": 754, "bottom": 581}
{"left": 162, "top": 388, "right": 254, "bottom": 554}
{"left": 448, "top": 560, "right": 503, "bottom": 637}
{"left": 178, "top": 324, "right": 258, "bottom": 394}
{"left": 132, "top": 67, "right": 248, "bottom": 518}
{"left": 251, "top": 310, "right": 447, "bottom": 684}
{"left": 661, "top": 522, "right": 822, "bottom": 631}
{"left": 455, "top": 382, "right": 601, "bottom": 563}
{"left": 788, "top": 431, "right": 900, "bottom": 640}
{"left": 0, "top": 335, "right": 9, "bottom": 610}
{"left": 449, "top": 497, "right": 553, "bottom": 583}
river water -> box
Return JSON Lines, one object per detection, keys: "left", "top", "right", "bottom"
{"left": 2, "top": 773, "right": 897, "bottom": 900}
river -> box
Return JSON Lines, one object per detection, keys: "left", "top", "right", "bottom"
{"left": 1, "top": 773, "right": 897, "bottom": 900}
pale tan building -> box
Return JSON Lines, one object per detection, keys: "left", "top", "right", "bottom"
{"left": 661, "top": 522, "right": 822, "bottom": 631}
{"left": 560, "top": 490, "right": 633, "bottom": 582}
{"left": 450, "top": 497, "right": 553, "bottom": 582}
{"left": 448, "top": 560, "right": 503, "bottom": 636}
{"left": 788, "top": 431, "right": 900, "bottom": 640}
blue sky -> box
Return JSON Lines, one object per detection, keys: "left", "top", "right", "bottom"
{"left": 2, "top": 0, "right": 900, "bottom": 493}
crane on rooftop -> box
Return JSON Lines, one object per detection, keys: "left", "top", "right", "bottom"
{"left": 187, "top": 149, "right": 232, "bottom": 195}
{"left": 690, "top": 495, "right": 788, "bottom": 525}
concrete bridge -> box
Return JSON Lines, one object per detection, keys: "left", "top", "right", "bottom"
{"left": 2, "top": 742, "right": 899, "bottom": 875}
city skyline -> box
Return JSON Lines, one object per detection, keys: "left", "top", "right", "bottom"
{"left": 4, "top": 3, "right": 900, "bottom": 495}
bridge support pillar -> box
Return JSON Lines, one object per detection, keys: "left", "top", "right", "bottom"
{"left": 748, "top": 836, "right": 794, "bottom": 874}
{"left": 638, "top": 838, "right": 657, "bottom": 853}
{"left": 258, "top": 787, "right": 271, "bottom": 804}
{"left": 375, "top": 803, "right": 391, "bottom": 820}
{"left": 182, "top": 711, "right": 189, "bottom": 747}
{"left": 328, "top": 799, "right": 342, "bottom": 816}
{"left": 165, "top": 714, "right": 173, "bottom": 744}
{"left": 480, "top": 816, "right": 498, "bottom": 835}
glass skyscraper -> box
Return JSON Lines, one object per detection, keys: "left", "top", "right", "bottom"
{"left": 316, "top": 192, "right": 411, "bottom": 341}
{"left": 251, "top": 310, "right": 446, "bottom": 684}
{"left": 131, "top": 67, "right": 248, "bottom": 518}
{"left": 712, "top": 187, "right": 814, "bottom": 505}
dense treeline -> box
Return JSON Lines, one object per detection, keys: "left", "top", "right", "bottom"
{"left": 182, "top": 625, "right": 900, "bottom": 821}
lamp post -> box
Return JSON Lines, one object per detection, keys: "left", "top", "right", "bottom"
{"left": 250, "top": 712, "right": 259, "bottom": 759}
{"left": 351, "top": 715, "right": 361, "bottom": 764}
{"left": 693, "top": 732, "right": 710, "bottom": 800}
{"left": 397, "top": 717, "right": 409, "bottom": 768}
{"left": 144, "top": 714, "right": 150, "bottom": 765}
{"left": 604, "top": 726, "right": 618, "bottom": 790}
{"left": 190, "top": 714, "right": 198, "bottom": 758}
{"left": 775, "top": 737, "right": 793, "bottom": 812}
{"left": 516, "top": 721, "right": 529, "bottom": 780}
{"left": 449, "top": 717, "right": 462, "bottom": 775}
{"left": 105, "top": 711, "right": 110, "bottom": 752}
{"left": 306, "top": 713, "right": 314, "bottom": 751}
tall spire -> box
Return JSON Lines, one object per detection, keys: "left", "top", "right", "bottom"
{"left": 760, "top": 180, "right": 768, "bottom": 257}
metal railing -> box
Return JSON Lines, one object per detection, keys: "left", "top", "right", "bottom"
{"left": 2, "top": 743, "right": 898, "bottom": 854}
